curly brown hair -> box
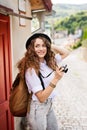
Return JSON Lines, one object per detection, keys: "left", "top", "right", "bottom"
{"left": 17, "top": 37, "right": 57, "bottom": 78}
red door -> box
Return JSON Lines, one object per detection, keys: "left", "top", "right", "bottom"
{"left": 0, "top": 14, "right": 13, "bottom": 130}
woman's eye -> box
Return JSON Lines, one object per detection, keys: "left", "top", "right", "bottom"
{"left": 35, "top": 44, "right": 40, "bottom": 48}
{"left": 35, "top": 45, "right": 39, "bottom": 47}
{"left": 43, "top": 44, "right": 46, "bottom": 47}
{"left": 35, "top": 44, "right": 46, "bottom": 48}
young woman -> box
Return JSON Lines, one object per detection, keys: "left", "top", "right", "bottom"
{"left": 17, "top": 33, "right": 69, "bottom": 130}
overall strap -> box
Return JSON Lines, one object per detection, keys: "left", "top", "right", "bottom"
{"left": 38, "top": 72, "right": 45, "bottom": 90}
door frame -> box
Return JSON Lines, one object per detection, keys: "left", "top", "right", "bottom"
{"left": 0, "top": 13, "right": 14, "bottom": 130}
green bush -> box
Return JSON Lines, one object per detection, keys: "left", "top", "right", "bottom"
{"left": 71, "top": 40, "right": 82, "bottom": 49}
{"left": 82, "top": 39, "right": 87, "bottom": 47}
{"left": 82, "top": 28, "right": 87, "bottom": 40}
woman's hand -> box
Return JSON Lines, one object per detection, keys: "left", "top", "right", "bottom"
{"left": 55, "top": 66, "right": 64, "bottom": 80}
{"left": 51, "top": 44, "right": 70, "bottom": 59}
{"left": 51, "top": 66, "right": 64, "bottom": 85}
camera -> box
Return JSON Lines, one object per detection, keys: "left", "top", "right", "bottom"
{"left": 60, "top": 64, "right": 68, "bottom": 73}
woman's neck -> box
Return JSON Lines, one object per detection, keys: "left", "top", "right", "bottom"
{"left": 39, "top": 58, "right": 44, "bottom": 63}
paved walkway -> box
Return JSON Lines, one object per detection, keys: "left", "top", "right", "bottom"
{"left": 53, "top": 47, "right": 87, "bottom": 130}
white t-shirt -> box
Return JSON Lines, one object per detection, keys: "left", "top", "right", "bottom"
{"left": 25, "top": 54, "right": 62, "bottom": 101}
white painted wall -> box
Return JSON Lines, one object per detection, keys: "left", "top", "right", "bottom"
{"left": 0, "top": 0, "right": 32, "bottom": 73}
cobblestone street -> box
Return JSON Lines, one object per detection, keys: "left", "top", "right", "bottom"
{"left": 53, "top": 47, "right": 87, "bottom": 130}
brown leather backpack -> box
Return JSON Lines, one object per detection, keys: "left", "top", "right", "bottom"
{"left": 9, "top": 73, "right": 32, "bottom": 117}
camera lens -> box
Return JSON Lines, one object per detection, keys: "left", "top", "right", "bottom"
{"left": 62, "top": 65, "right": 68, "bottom": 73}
{"left": 64, "top": 68, "right": 68, "bottom": 73}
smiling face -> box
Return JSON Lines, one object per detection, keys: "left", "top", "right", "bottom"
{"left": 34, "top": 38, "right": 47, "bottom": 62}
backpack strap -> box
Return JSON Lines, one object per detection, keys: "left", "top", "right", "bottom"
{"left": 38, "top": 72, "right": 45, "bottom": 90}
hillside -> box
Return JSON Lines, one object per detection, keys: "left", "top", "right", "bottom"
{"left": 52, "top": 4, "right": 87, "bottom": 18}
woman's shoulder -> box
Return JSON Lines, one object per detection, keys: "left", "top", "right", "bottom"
{"left": 25, "top": 68, "right": 36, "bottom": 75}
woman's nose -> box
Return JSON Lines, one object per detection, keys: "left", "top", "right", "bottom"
{"left": 39, "top": 46, "right": 43, "bottom": 50}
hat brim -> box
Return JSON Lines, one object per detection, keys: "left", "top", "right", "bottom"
{"left": 26, "top": 33, "right": 51, "bottom": 49}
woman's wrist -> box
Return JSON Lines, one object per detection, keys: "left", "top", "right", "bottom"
{"left": 49, "top": 82, "right": 56, "bottom": 88}
{"left": 52, "top": 78, "right": 60, "bottom": 84}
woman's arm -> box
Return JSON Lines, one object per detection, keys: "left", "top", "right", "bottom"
{"left": 51, "top": 44, "right": 70, "bottom": 59}
{"left": 25, "top": 66, "right": 65, "bottom": 103}
{"left": 35, "top": 67, "right": 64, "bottom": 103}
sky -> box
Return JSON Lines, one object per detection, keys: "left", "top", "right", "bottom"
{"left": 52, "top": 0, "right": 87, "bottom": 5}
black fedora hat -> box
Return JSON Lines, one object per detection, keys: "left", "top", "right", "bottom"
{"left": 26, "top": 33, "right": 51, "bottom": 49}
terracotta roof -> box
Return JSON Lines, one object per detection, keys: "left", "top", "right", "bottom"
{"left": 29, "top": 0, "right": 53, "bottom": 12}
{"left": 43, "top": 0, "right": 52, "bottom": 12}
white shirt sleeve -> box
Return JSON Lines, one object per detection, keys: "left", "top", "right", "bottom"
{"left": 55, "top": 54, "right": 62, "bottom": 63}
{"left": 25, "top": 68, "right": 43, "bottom": 93}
